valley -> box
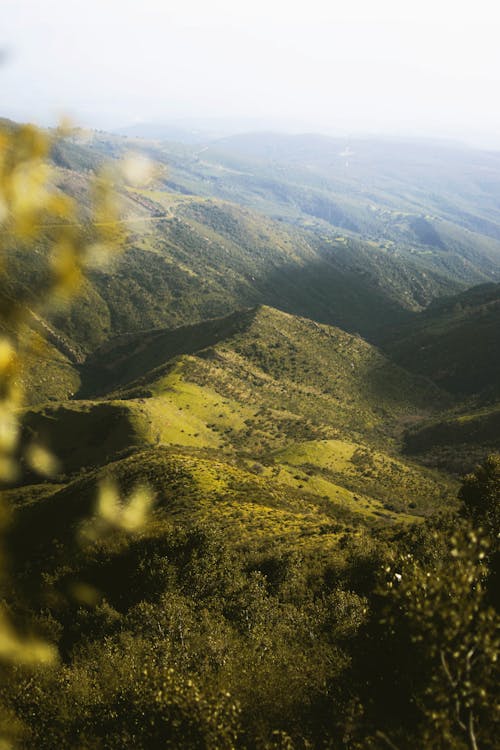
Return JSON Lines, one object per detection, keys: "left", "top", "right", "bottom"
{"left": 1, "top": 121, "right": 499, "bottom": 750}
{"left": 8, "top": 122, "right": 499, "bottom": 580}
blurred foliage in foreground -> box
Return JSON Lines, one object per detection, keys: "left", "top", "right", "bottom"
{"left": 0, "top": 458, "right": 497, "bottom": 749}
{"left": 0, "top": 121, "right": 155, "bottom": 747}
{"left": 0, "top": 120, "right": 126, "bottom": 484}
{"left": 0, "top": 121, "right": 498, "bottom": 748}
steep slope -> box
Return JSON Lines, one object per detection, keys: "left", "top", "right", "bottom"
{"left": 82, "top": 305, "right": 447, "bottom": 444}
{"left": 5, "top": 177, "right": 416, "bottom": 377}
{"left": 7, "top": 124, "right": 500, "bottom": 412}
{"left": 403, "top": 402, "right": 500, "bottom": 475}
{"left": 384, "top": 283, "right": 500, "bottom": 397}
{"left": 16, "top": 307, "right": 455, "bottom": 539}
{"left": 4, "top": 124, "right": 486, "bottom": 541}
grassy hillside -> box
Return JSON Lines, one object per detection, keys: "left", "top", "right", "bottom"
{"left": 4, "top": 123, "right": 492, "bottom": 512}
{"left": 2, "top": 121, "right": 491, "bottom": 552}
{"left": 15, "top": 308, "right": 457, "bottom": 560}
{"left": 4, "top": 123, "right": 500, "bottom": 418}
{"left": 3, "top": 123, "right": 498, "bottom": 750}
{"left": 6, "top": 182, "right": 419, "bottom": 371}
{"left": 81, "top": 305, "right": 447, "bottom": 443}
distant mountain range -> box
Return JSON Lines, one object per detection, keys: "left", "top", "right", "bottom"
{"left": 4, "top": 117, "right": 499, "bottom": 750}
{"left": 4, "top": 121, "right": 499, "bottom": 544}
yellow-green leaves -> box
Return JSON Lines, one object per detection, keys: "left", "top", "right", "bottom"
{"left": 0, "top": 608, "right": 58, "bottom": 667}
{"left": 24, "top": 443, "right": 60, "bottom": 478}
{"left": 0, "top": 122, "right": 153, "bottom": 701}
{"left": 80, "top": 479, "right": 155, "bottom": 541}
{"left": 0, "top": 121, "right": 126, "bottom": 482}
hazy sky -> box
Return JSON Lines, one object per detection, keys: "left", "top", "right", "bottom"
{"left": 2, "top": 0, "right": 500, "bottom": 145}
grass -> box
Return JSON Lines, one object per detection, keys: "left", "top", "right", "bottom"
{"left": 12, "top": 126, "right": 494, "bottom": 558}
{"left": 124, "top": 364, "right": 257, "bottom": 449}
{"left": 267, "top": 462, "right": 394, "bottom": 521}
{"left": 21, "top": 400, "right": 143, "bottom": 477}
{"left": 275, "top": 439, "right": 356, "bottom": 472}
{"left": 17, "top": 302, "right": 458, "bottom": 538}
{"left": 273, "top": 438, "right": 456, "bottom": 516}
{"left": 13, "top": 443, "right": 390, "bottom": 575}
{"left": 95, "top": 305, "right": 446, "bottom": 451}
{"left": 135, "top": 397, "right": 221, "bottom": 449}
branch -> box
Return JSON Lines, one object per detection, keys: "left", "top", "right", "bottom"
{"left": 375, "top": 730, "right": 401, "bottom": 750}
{"left": 440, "top": 649, "right": 457, "bottom": 688}
{"left": 440, "top": 650, "right": 467, "bottom": 731}
{"left": 468, "top": 709, "right": 479, "bottom": 750}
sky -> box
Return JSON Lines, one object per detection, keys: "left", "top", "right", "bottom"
{"left": 2, "top": 0, "right": 500, "bottom": 146}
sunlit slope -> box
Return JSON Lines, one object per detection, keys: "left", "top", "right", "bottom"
{"left": 17, "top": 307, "right": 456, "bottom": 537}
{"left": 8, "top": 123, "right": 500, "bottom": 390}
{"left": 84, "top": 305, "right": 447, "bottom": 445}
{"left": 11, "top": 444, "right": 450, "bottom": 584}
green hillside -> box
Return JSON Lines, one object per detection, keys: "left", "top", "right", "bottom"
{"left": 5, "top": 183, "right": 416, "bottom": 370}
{"left": 384, "top": 283, "right": 500, "bottom": 396}
{"left": 7, "top": 125, "right": 500, "bottom": 403}
{"left": 3, "top": 123, "right": 494, "bottom": 522}
{"left": 403, "top": 402, "right": 500, "bottom": 474}
{"left": 82, "top": 305, "right": 448, "bottom": 443}
{"left": 2, "top": 122, "right": 499, "bottom": 750}
{"left": 16, "top": 308, "right": 457, "bottom": 550}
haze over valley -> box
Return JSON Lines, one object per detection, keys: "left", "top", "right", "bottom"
{"left": 0, "top": 3, "right": 499, "bottom": 748}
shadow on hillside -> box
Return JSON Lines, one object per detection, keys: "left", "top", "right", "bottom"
{"left": 253, "top": 257, "right": 412, "bottom": 341}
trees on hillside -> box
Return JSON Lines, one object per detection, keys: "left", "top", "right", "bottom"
{"left": 351, "top": 457, "right": 499, "bottom": 750}
{"left": 460, "top": 454, "right": 500, "bottom": 539}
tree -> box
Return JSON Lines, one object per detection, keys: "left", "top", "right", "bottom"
{"left": 459, "top": 454, "right": 500, "bottom": 540}
{"left": 389, "top": 526, "right": 499, "bottom": 750}
{"left": 355, "top": 514, "right": 499, "bottom": 750}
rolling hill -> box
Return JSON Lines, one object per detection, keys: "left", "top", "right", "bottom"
{"left": 4, "top": 123, "right": 500, "bottom": 418}
{"left": 6, "top": 123, "right": 498, "bottom": 538}
{"left": 3, "top": 121, "right": 499, "bottom": 750}
{"left": 14, "top": 306, "right": 457, "bottom": 568}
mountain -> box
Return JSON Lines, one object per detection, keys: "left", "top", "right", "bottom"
{"left": 80, "top": 304, "right": 446, "bottom": 442}
{"left": 6, "top": 127, "right": 499, "bottom": 413}
{"left": 403, "top": 402, "right": 500, "bottom": 474}
{"left": 4, "top": 123, "right": 498, "bottom": 479}
{"left": 3, "top": 121, "right": 500, "bottom": 749}
{"left": 384, "top": 283, "right": 500, "bottom": 397}
{"left": 15, "top": 307, "right": 457, "bottom": 554}
{"left": 147, "top": 131, "right": 500, "bottom": 281}
{"left": 5, "top": 124, "right": 497, "bottom": 484}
